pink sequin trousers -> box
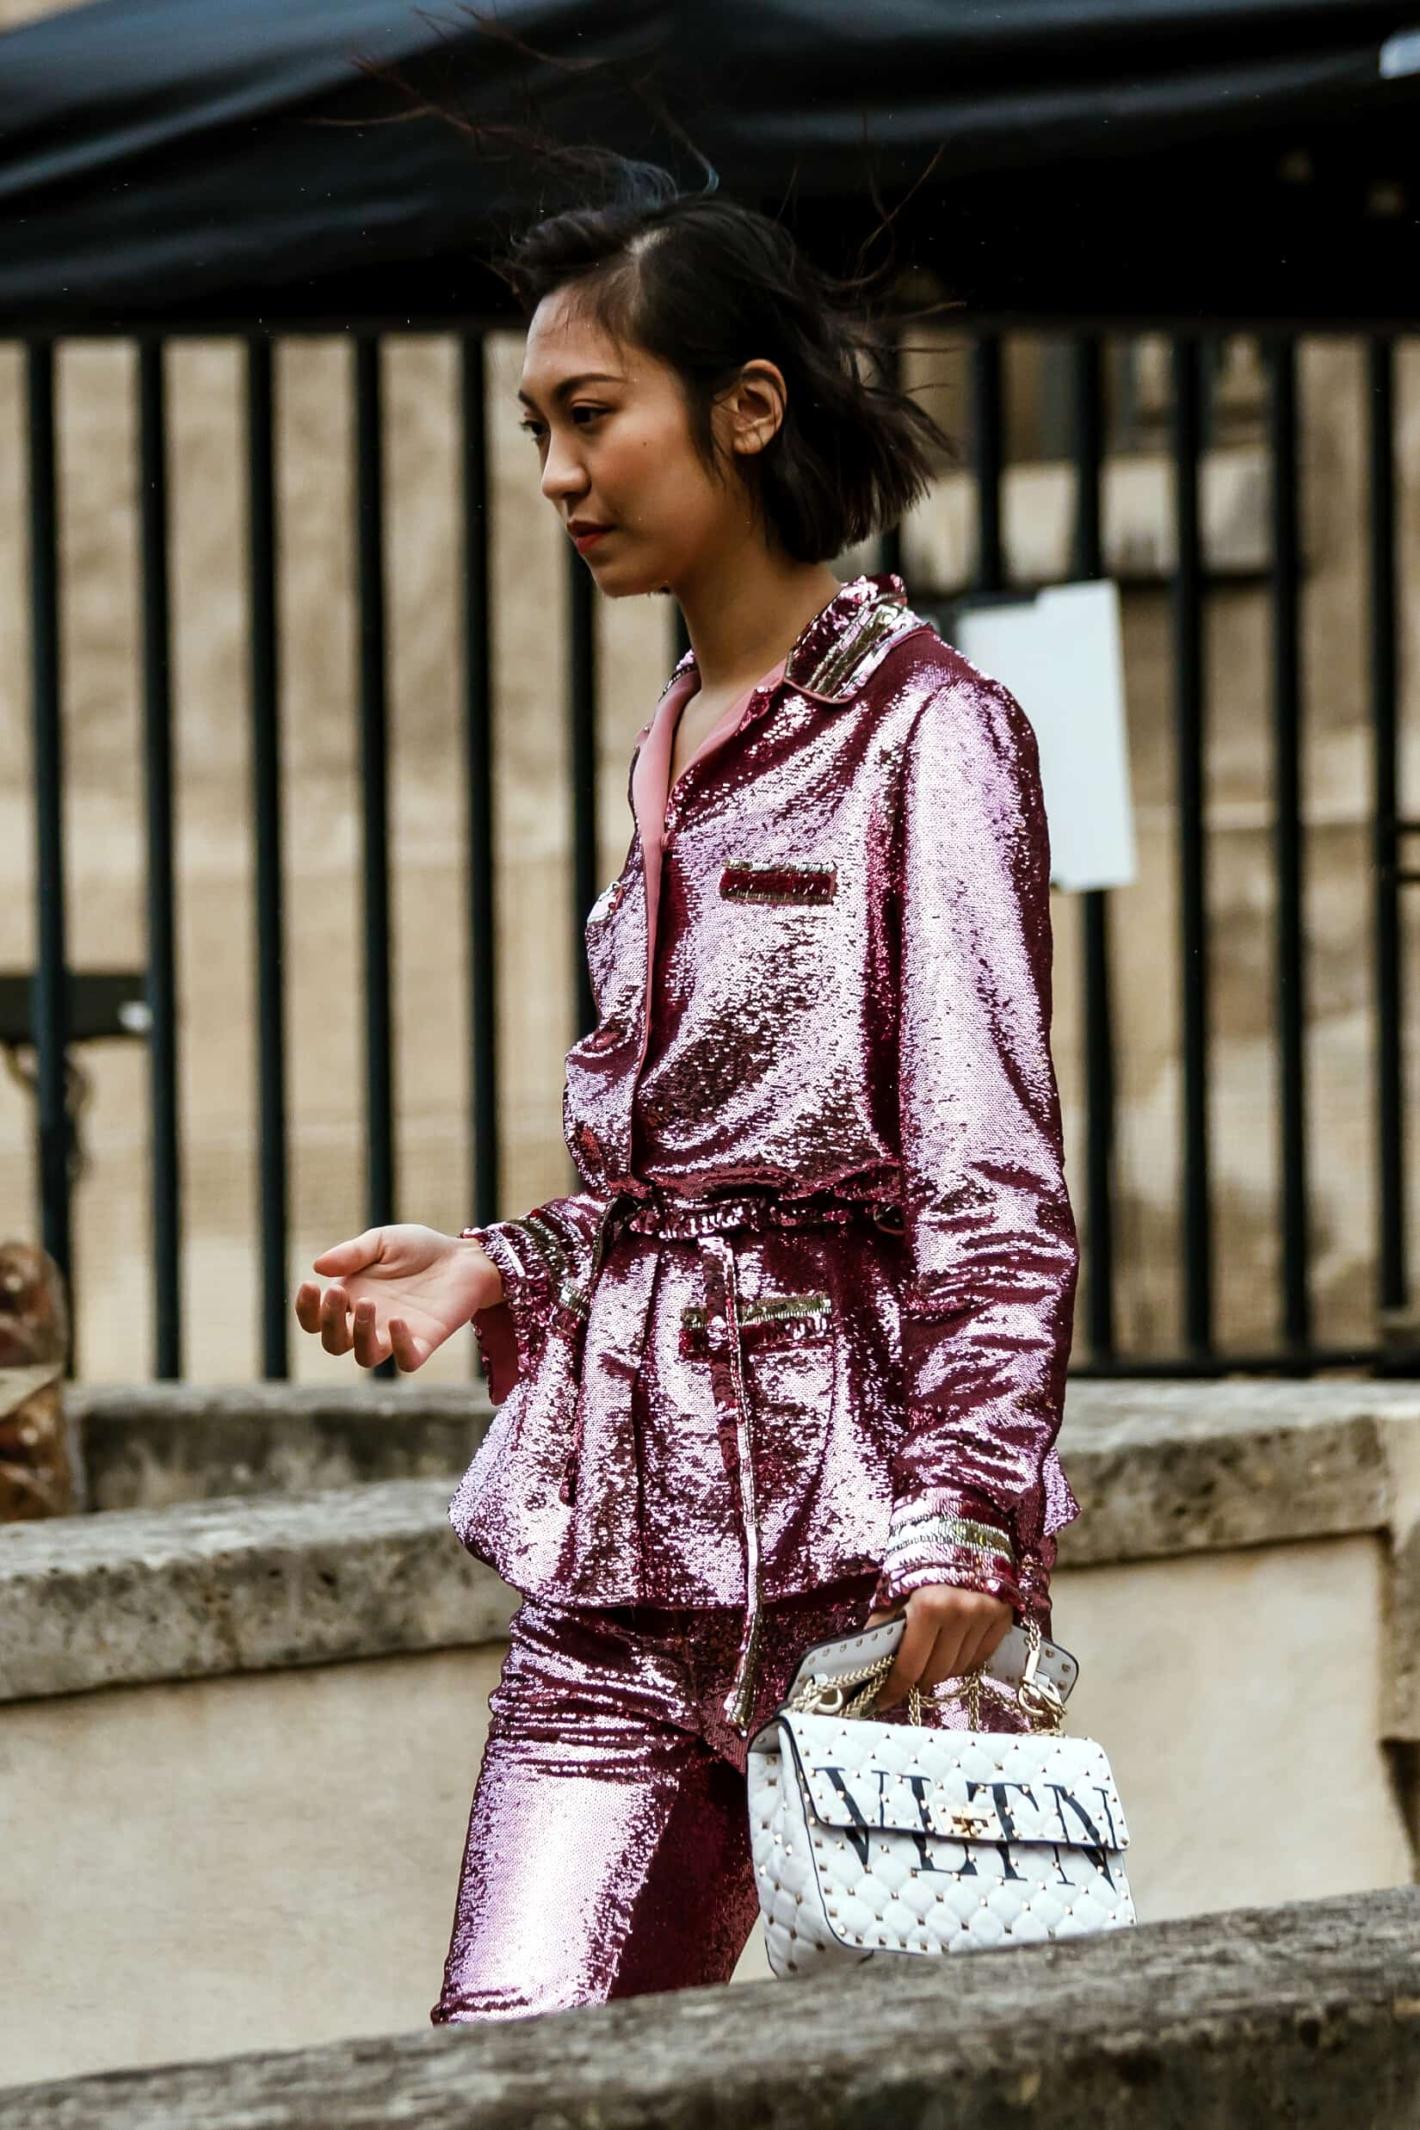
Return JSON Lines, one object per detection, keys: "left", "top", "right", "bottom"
{"left": 429, "top": 1571, "right": 883, "bottom": 2022}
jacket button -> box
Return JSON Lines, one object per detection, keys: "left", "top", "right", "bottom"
{"left": 705, "top": 1319, "right": 728, "bottom": 1353}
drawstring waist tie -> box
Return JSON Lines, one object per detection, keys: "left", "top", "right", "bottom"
{"left": 605, "top": 1177, "right": 905, "bottom": 1245}
{"left": 573, "top": 1177, "right": 905, "bottom": 1733}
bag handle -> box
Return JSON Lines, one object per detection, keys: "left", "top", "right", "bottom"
{"left": 787, "top": 1613, "right": 1066, "bottom": 1734}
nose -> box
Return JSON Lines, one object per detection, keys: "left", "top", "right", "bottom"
{"left": 540, "top": 434, "right": 589, "bottom": 511}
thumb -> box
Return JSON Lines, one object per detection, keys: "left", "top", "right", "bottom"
{"left": 311, "top": 1229, "right": 385, "bottom": 1273}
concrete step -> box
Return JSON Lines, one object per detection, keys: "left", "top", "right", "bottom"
{"left": 2, "top": 1884, "right": 1417, "bottom": 2128}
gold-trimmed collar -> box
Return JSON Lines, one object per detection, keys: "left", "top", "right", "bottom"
{"left": 661, "top": 569, "right": 916, "bottom": 711}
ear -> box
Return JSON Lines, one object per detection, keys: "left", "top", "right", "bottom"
{"left": 719, "top": 359, "right": 788, "bottom": 459}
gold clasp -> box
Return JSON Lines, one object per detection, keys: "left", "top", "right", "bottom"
{"left": 793, "top": 1672, "right": 849, "bottom": 1716}
{"left": 1018, "top": 1674, "right": 1066, "bottom": 1729}
{"left": 1017, "top": 1615, "right": 1066, "bottom": 1731}
{"left": 948, "top": 1810, "right": 992, "bottom": 1837}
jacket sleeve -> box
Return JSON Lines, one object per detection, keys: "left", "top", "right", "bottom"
{"left": 460, "top": 1190, "right": 609, "bottom": 1404}
{"left": 871, "top": 667, "right": 1081, "bottom": 1624}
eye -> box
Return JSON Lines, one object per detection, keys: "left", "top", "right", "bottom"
{"left": 518, "top": 405, "right": 606, "bottom": 438}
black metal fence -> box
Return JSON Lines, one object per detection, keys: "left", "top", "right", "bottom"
{"left": 5, "top": 320, "right": 1412, "bottom": 1383}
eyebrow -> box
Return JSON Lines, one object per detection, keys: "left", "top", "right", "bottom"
{"left": 516, "top": 371, "right": 624, "bottom": 409}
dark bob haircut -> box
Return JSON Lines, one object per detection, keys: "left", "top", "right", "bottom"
{"left": 488, "top": 158, "right": 960, "bottom": 565}
{"left": 357, "top": 42, "right": 963, "bottom": 566}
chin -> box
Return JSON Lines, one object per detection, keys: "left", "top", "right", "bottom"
{"left": 591, "top": 557, "right": 673, "bottom": 600}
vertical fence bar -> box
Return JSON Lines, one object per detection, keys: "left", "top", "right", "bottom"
{"left": 971, "top": 335, "right": 1004, "bottom": 592}
{"left": 1369, "top": 333, "right": 1406, "bottom": 1345}
{"left": 460, "top": 335, "right": 499, "bottom": 1286}
{"left": 353, "top": 333, "right": 397, "bottom": 1376}
{"left": 26, "top": 338, "right": 74, "bottom": 1370}
{"left": 878, "top": 518, "right": 904, "bottom": 583}
{"left": 1171, "top": 332, "right": 1213, "bottom": 1355}
{"left": 1069, "top": 335, "right": 1117, "bottom": 1361}
{"left": 1265, "top": 333, "right": 1310, "bottom": 1360}
{"left": 464, "top": 336, "right": 502, "bottom": 1243}
{"left": 137, "top": 336, "right": 182, "bottom": 1377}
{"left": 246, "top": 335, "right": 289, "bottom": 1377}
{"left": 567, "top": 544, "right": 599, "bottom": 1040}
{"left": 1069, "top": 338, "right": 1103, "bottom": 576}
{"left": 878, "top": 316, "right": 904, "bottom": 581}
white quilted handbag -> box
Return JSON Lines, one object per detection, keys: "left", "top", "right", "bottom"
{"left": 746, "top": 1612, "right": 1135, "bottom": 1971}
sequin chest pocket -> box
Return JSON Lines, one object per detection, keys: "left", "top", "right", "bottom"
{"left": 718, "top": 860, "right": 837, "bottom": 907}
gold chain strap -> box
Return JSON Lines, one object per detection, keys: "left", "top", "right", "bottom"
{"left": 786, "top": 1614, "right": 1066, "bottom": 1734}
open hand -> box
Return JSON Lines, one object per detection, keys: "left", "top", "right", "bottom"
{"left": 292, "top": 1223, "right": 501, "bottom": 1373}
{"left": 864, "top": 1585, "right": 1014, "bottom": 1711}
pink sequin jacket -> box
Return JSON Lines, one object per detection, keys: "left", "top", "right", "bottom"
{"left": 448, "top": 569, "right": 1082, "bottom": 1731}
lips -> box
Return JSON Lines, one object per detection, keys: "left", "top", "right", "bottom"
{"left": 569, "top": 522, "right": 614, "bottom": 550}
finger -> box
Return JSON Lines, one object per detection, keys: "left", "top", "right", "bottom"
{"left": 876, "top": 1603, "right": 936, "bottom": 1710}
{"left": 319, "top": 1282, "right": 354, "bottom": 1355}
{"left": 944, "top": 1624, "right": 992, "bottom": 1682}
{"left": 352, "top": 1296, "right": 390, "bottom": 1371}
{"left": 923, "top": 1605, "right": 1008, "bottom": 1689}
{"left": 920, "top": 1617, "right": 974, "bottom": 1691}
{"left": 293, "top": 1282, "right": 322, "bottom": 1333}
{"left": 385, "top": 1316, "right": 419, "bottom": 1372}
{"left": 959, "top": 1611, "right": 1011, "bottom": 1676}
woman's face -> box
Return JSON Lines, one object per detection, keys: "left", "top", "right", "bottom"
{"left": 516, "top": 285, "right": 783, "bottom": 596}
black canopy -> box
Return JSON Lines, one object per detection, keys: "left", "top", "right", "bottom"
{"left": 0, "top": 0, "right": 1416, "bottom": 331}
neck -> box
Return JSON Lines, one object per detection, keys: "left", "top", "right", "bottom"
{"left": 672, "top": 545, "right": 845, "bottom": 695}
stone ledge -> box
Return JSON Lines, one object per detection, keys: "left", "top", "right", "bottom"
{"left": 66, "top": 1375, "right": 1420, "bottom": 1563}
{"left": 67, "top": 1381, "right": 490, "bottom": 1512}
{"left": 0, "top": 1478, "right": 515, "bottom": 1703}
{"left": 1, "top": 1884, "right": 1416, "bottom": 2128}
{"left": 1054, "top": 1379, "right": 1420, "bottom": 1566}
{"left": 11, "top": 1380, "right": 1420, "bottom": 1706}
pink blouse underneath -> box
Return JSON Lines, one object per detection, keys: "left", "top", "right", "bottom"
{"left": 631, "top": 652, "right": 790, "bottom": 959}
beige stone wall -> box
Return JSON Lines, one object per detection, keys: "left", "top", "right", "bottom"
{"left": 1086, "top": 337, "right": 1420, "bottom": 1364}
{"left": 3, "top": 1535, "right": 1411, "bottom": 2086}
{"left": 0, "top": 0, "right": 90, "bottom": 25}
{"left": 2, "top": 321, "right": 1418, "bottom": 1382}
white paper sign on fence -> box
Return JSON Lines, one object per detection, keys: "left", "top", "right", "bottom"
{"left": 951, "top": 578, "right": 1136, "bottom": 893}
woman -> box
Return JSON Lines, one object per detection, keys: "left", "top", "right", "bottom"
{"left": 294, "top": 166, "right": 1081, "bottom": 2020}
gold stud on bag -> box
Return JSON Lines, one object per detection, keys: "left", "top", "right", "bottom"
{"left": 745, "top": 1613, "right": 1136, "bottom": 1970}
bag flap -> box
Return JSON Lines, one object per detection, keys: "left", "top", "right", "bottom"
{"left": 778, "top": 1710, "right": 1130, "bottom": 1852}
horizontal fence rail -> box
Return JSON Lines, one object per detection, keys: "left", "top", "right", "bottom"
{"left": 2, "top": 321, "right": 1413, "bottom": 1383}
